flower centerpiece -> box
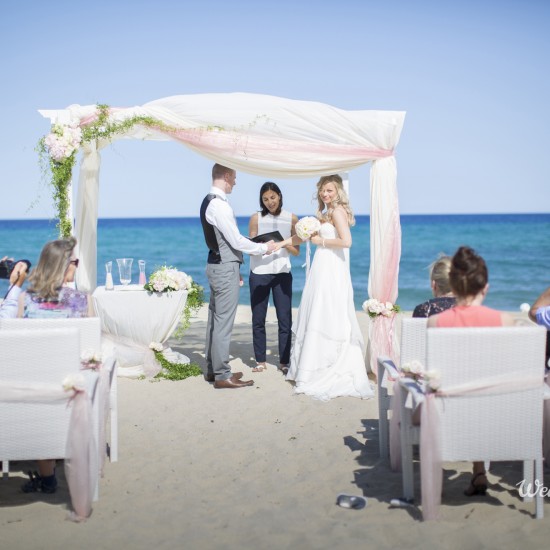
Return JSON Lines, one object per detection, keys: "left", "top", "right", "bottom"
{"left": 144, "top": 265, "right": 205, "bottom": 337}
{"left": 144, "top": 265, "right": 193, "bottom": 293}
{"left": 295, "top": 216, "right": 321, "bottom": 240}
{"left": 362, "top": 298, "right": 401, "bottom": 319}
{"left": 80, "top": 349, "right": 103, "bottom": 370}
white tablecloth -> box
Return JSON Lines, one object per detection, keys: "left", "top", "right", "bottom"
{"left": 92, "top": 286, "right": 188, "bottom": 378}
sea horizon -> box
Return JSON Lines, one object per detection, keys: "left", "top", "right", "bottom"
{"left": 1, "top": 213, "right": 549, "bottom": 312}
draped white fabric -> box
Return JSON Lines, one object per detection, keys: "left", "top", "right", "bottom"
{"left": 40, "top": 93, "right": 405, "bottom": 371}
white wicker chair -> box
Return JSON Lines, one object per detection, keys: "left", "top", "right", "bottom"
{"left": 377, "top": 317, "right": 426, "bottom": 459}
{"left": 399, "top": 326, "right": 546, "bottom": 519}
{"left": 0, "top": 318, "right": 118, "bottom": 470}
{"left": 0, "top": 328, "right": 96, "bottom": 469}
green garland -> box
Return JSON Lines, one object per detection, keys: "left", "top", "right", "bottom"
{"left": 173, "top": 282, "right": 205, "bottom": 339}
{"left": 38, "top": 104, "right": 210, "bottom": 237}
{"left": 153, "top": 350, "right": 203, "bottom": 381}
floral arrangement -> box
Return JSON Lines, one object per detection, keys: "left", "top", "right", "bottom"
{"left": 44, "top": 123, "right": 83, "bottom": 162}
{"left": 401, "top": 360, "right": 441, "bottom": 392}
{"left": 149, "top": 341, "right": 202, "bottom": 381}
{"left": 80, "top": 349, "right": 103, "bottom": 370}
{"left": 295, "top": 216, "right": 321, "bottom": 240}
{"left": 362, "top": 298, "right": 401, "bottom": 319}
{"left": 144, "top": 265, "right": 193, "bottom": 293}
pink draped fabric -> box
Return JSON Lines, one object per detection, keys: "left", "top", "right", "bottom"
{"left": 368, "top": 156, "right": 401, "bottom": 376}
{"left": 419, "top": 373, "right": 542, "bottom": 521}
{"left": 65, "top": 388, "right": 97, "bottom": 522}
{"left": 0, "top": 380, "right": 97, "bottom": 522}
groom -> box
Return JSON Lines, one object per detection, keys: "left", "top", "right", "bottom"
{"left": 200, "top": 163, "right": 276, "bottom": 388}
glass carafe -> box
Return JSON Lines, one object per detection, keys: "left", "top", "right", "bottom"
{"left": 138, "top": 260, "right": 146, "bottom": 285}
{"left": 105, "top": 261, "right": 114, "bottom": 290}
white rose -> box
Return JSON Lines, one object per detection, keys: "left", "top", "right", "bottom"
{"left": 62, "top": 373, "right": 86, "bottom": 392}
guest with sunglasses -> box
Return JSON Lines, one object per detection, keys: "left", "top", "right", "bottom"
{"left": 17, "top": 236, "right": 94, "bottom": 494}
{"left": 18, "top": 236, "right": 94, "bottom": 319}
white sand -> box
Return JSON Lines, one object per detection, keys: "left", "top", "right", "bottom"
{"left": 1, "top": 306, "right": 548, "bottom": 550}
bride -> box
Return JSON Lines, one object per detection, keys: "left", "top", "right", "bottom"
{"left": 276, "top": 175, "right": 373, "bottom": 401}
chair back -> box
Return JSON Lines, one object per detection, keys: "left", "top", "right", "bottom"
{"left": 427, "top": 326, "right": 546, "bottom": 462}
{"left": 0, "top": 317, "right": 101, "bottom": 354}
{"left": 0, "top": 328, "right": 81, "bottom": 460}
{"left": 400, "top": 317, "right": 427, "bottom": 366}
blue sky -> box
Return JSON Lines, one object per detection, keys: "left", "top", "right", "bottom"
{"left": 1, "top": 0, "right": 548, "bottom": 219}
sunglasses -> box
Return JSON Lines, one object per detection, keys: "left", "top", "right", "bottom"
{"left": 69, "top": 258, "right": 80, "bottom": 267}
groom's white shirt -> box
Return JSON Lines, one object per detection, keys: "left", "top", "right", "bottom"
{"left": 205, "top": 186, "right": 266, "bottom": 256}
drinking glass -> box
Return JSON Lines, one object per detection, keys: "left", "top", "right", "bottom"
{"left": 116, "top": 258, "right": 133, "bottom": 285}
{"left": 138, "top": 260, "right": 146, "bottom": 285}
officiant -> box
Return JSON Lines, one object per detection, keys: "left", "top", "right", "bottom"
{"left": 248, "top": 182, "right": 300, "bottom": 375}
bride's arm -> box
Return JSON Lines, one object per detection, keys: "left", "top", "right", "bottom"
{"left": 311, "top": 207, "right": 352, "bottom": 249}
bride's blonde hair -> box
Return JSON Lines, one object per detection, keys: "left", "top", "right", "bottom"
{"left": 315, "top": 175, "right": 355, "bottom": 226}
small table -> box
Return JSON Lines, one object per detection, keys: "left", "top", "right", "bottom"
{"left": 92, "top": 285, "right": 188, "bottom": 377}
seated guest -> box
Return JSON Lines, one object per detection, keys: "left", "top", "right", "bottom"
{"left": 529, "top": 287, "right": 550, "bottom": 329}
{"left": 0, "top": 257, "right": 29, "bottom": 318}
{"left": 412, "top": 255, "right": 455, "bottom": 318}
{"left": 428, "top": 246, "right": 514, "bottom": 497}
{"left": 18, "top": 236, "right": 94, "bottom": 494}
{"left": 18, "top": 237, "right": 94, "bottom": 319}
{"left": 528, "top": 286, "right": 550, "bottom": 368}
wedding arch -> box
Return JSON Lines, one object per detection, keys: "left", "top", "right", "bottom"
{"left": 38, "top": 92, "right": 406, "bottom": 371}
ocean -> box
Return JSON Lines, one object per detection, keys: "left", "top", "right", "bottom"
{"left": 1, "top": 214, "right": 549, "bottom": 311}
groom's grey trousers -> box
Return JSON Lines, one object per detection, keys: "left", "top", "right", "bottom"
{"left": 205, "top": 261, "right": 241, "bottom": 381}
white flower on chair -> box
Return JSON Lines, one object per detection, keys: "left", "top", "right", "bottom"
{"left": 62, "top": 373, "right": 86, "bottom": 393}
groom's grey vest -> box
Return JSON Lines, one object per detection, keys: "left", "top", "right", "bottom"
{"left": 200, "top": 194, "right": 244, "bottom": 265}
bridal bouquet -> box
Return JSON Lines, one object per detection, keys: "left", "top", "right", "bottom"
{"left": 362, "top": 298, "right": 401, "bottom": 319}
{"left": 295, "top": 216, "right": 321, "bottom": 240}
{"left": 144, "top": 265, "right": 193, "bottom": 293}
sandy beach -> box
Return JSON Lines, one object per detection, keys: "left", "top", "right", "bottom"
{"left": 1, "top": 306, "right": 548, "bottom": 550}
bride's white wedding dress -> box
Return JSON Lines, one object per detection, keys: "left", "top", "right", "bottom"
{"left": 286, "top": 222, "right": 374, "bottom": 401}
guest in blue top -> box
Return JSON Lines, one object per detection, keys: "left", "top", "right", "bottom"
{"left": 18, "top": 236, "right": 93, "bottom": 494}
{"left": 529, "top": 286, "right": 550, "bottom": 369}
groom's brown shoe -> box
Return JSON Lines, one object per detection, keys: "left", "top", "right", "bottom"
{"left": 205, "top": 372, "right": 243, "bottom": 383}
{"left": 213, "top": 375, "right": 254, "bottom": 389}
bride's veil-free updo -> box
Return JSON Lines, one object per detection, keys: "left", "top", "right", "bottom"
{"left": 315, "top": 175, "right": 355, "bottom": 226}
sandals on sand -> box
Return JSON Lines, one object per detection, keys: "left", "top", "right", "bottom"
{"left": 464, "top": 472, "right": 488, "bottom": 496}
{"left": 278, "top": 365, "right": 289, "bottom": 375}
{"left": 252, "top": 364, "right": 267, "bottom": 372}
